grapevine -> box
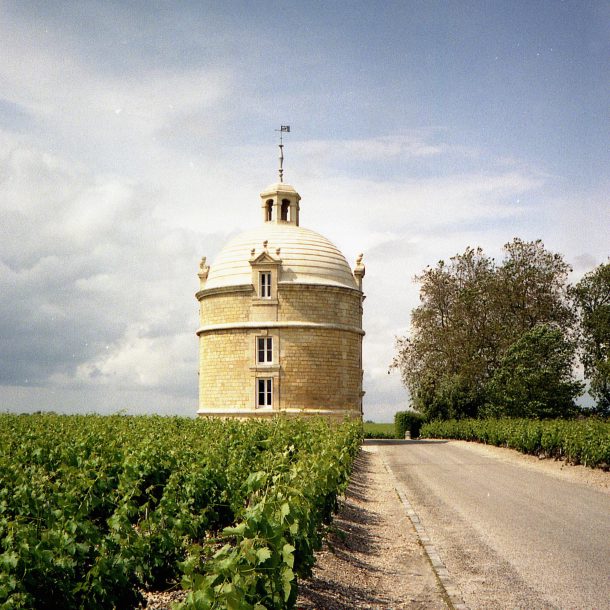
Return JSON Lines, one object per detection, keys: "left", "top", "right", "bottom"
{"left": 0, "top": 414, "right": 361, "bottom": 609}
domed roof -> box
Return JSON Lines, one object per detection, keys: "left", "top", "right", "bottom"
{"left": 260, "top": 182, "right": 298, "bottom": 196}
{"left": 205, "top": 223, "right": 358, "bottom": 291}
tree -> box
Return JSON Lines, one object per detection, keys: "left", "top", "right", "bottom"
{"left": 393, "top": 239, "right": 575, "bottom": 420}
{"left": 495, "top": 238, "right": 574, "bottom": 339}
{"left": 393, "top": 247, "right": 496, "bottom": 419}
{"left": 482, "top": 325, "right": 583, "bottom": 419}
{"left": 571, "top": 262, "right": 610, "bottom": 415}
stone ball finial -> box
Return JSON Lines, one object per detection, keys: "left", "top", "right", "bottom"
{"left": 263, "top": 240, "right": 269, "bottom": 250}
{"left": 250, "top": 248, "right": 256, "bottom": 257}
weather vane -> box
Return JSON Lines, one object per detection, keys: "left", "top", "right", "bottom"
{"left": 275, "top": 125, "right": 290, "bottom": 182}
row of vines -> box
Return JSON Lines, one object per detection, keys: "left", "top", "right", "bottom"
{"left": 421, "top": 417, "right": 610, "bottom": 469}
{"left": 0, "top": 414, "right": 361, "bottom": 610}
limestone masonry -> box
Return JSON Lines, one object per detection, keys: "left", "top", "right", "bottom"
{"left": 196, "top": 179, "right": 365, "bottom": 419}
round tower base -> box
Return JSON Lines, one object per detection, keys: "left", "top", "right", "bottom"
{"left": 196, "top": 408, "right": 362, "bottom": 421}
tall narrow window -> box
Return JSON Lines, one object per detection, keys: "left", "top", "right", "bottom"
{"left": 259, "top": 272, "right": 271, "bottom": 298}
{"left": 265, "top": 200, "right": 273, "bottom": 221}
{"left": 257, "top": 378, "right": 272, "bottom": 407}
{"left": 257, "top": 337, "right": 273, "bottom": 364}
{"left": 281, "top": 199, "right": 290, "bottom": 221}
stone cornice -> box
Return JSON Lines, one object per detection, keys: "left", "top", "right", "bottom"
{"left": 196, "top": 321, "right": 365, "bottom": 336}
{"left": 277, "top": 282, "right": 363, "bottom": 296}
{"left": 196, "top": 284, "right": 253, "bottom": 300}
{"left": 197, "top": 282, "right": 362, "bottom": 301}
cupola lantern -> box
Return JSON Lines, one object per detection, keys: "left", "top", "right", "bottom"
{"left": 260, "top": 183, "right": 301, "bottom": 226}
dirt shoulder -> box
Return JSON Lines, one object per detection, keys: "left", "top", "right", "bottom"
{"left": 297, "top": 445, "right": 448, "bottom": 609}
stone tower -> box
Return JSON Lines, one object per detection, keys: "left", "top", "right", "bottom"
{"left": 196, "top": 178, "right": 365, "bottom": 419}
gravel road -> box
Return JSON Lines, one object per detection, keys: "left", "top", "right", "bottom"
{"left": 379, "top": 439, "right": 610, "bottom": 610}
{"left": 298, "top": 446, "right": 448, "bottom": 609}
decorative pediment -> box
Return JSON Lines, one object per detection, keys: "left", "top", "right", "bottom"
{"left": 249, "top": 241, "right": 282, "bottom": 266}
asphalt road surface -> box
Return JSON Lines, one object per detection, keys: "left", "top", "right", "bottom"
{"left": 377, "top": 440, "right": 610, "bottom": 610}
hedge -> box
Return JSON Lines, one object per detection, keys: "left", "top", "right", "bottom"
{"left": 421, "top": 418, "right": 610, "bottom": 469}
{"left": 395, "top": 411, "right": 426, "bottom": 439}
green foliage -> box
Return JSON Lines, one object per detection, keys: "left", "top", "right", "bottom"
{"left": 482, "top": 325, "right": 583, "bottom": 419}
{"left": 0, "top": 414, "right": 361, "bottom": 610}
{"left": 394, "top": 411, "right": 426, "bottom": 438}
{"left": 424, "top": 374, "right": 482, "bottom": 421}
{"left": 393, "top": 239, "right": 575, "bottom": 420}
{"left": 362, "top": 423, "right": 396, "bottom": 439}
{"left": 184, "top": 468, "right": 330, "bottom": 602}
{"left": 176, "top": 421, "right": 361, "bottom": 610}
{"left": 421, "top": 418, "right": 610, "bottom": 469}
{"left": 571, "top": 262, "right": 610, "bottom": 415}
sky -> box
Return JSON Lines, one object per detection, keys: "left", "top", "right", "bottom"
{"left": 0, "top": 1, "right": 608, "bottom": 422}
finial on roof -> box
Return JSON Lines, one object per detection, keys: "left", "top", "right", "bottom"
{"left": 275, "top": 125, "right": 290, "bottom": 182}
{"left": 354, "top": 253, "right": 365, "bottom": 290}
{"left": 198, "top": 256, "right": 210, "bottom": 287}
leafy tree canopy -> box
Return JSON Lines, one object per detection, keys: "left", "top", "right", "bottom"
{"left": 393, "top": 238, "right": 575, "bottom": 420}
{"left": 482, "top": 324, "right": 583, "bottom": 419}
{"left": 570, "top": 262, "right": 610, "bottom": 415}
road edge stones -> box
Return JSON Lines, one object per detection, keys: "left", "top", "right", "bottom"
{"left": 379, "top": 452, "right": 470, "bottom": 610}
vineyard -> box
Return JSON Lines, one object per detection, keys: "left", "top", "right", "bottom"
{"left": 0, "top": 414, "right": 361, "bottom": 610}
{"left": 422, "top": 418, "right": 610, "bottom": 469}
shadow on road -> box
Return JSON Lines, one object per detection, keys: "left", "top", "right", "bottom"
{"left": 298, "top": 450, "right": 389, "bottom": 609}
{"left": 364, "top": 439, "right": 449, "bottom": 446}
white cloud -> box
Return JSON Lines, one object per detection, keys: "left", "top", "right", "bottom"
{"left": 289, "top": 166, "right": 543, "bottom": 272}
{"left": 56, "top": 327, "right": 196, "bottom": 393}
{"left": 0, "top": 133, "right": 212, "bottom": 403}
{"left": 0, "top": 14, "right": 232, "bottom": 138}
{"left": 541, "top": 189, "right": 610, "bottom": 278}
{"left": 299, "top": 134, "right": 448, "bottom": 163}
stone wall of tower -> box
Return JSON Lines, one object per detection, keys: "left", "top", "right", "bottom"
{"left": 278, "top": 327, "right": 362, "bottom": 410}
{"left": 277, "top": 284, "right": 362, "bottom": 327}
{"left": 198, "top": 284, "right": 362, "bottom": 328}
{"left": 199, "top": 288, "right": 253, "bottom": 325}
{"left": 197, "top": 283, "right": 364, "bottom": 418}
{"left": 198, "top": 330, "right": 251, "bottom": 409}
